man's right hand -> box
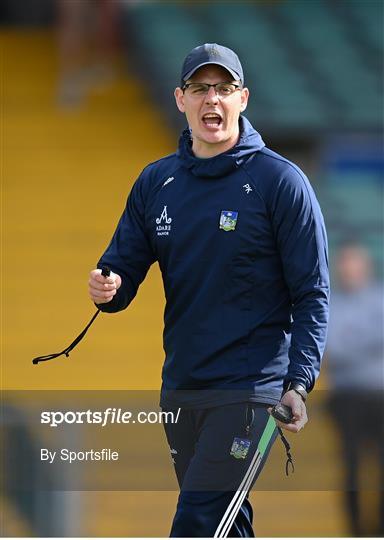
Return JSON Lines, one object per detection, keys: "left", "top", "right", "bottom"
{"left": 88, "top": 269, "right": 122, "bottom": 304}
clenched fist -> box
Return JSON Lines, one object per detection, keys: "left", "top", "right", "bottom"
{"left": 88, "top": 268, "right": 122, "bottom": 304}
{"left": 268, "top": 390, "right": 308, "bottom": 433}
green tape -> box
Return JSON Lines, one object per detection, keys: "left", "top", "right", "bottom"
{"left": 258, "top": 415, "right": 276, "bottom": 456}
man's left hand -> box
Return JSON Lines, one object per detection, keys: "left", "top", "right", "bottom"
{"left": 268, "top": 390, "right": 308, "bottom": 433}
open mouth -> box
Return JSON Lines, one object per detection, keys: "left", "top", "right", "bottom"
{"left": 202, "top": 112, "right": 223, "bottom": 128}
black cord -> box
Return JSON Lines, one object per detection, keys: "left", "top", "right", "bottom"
{"left": 32, "top": 309, "right": 101, "bottom": 364}
{"left": 32, "top": 266, "right": 111, "bottom": 365}
{"left": 277, "top": 427, "right": 295, "bottom": 476}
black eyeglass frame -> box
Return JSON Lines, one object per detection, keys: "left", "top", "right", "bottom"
{"left": 182, "top": 82, "right": 243, "bottom": 95}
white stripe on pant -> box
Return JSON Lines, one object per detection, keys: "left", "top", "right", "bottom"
{"left": 214, "top": 450, "right": 262, "bottom": 538}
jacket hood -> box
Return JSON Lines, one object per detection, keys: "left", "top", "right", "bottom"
{"left": 176, "top": 115, "right": 265, "bottom": 178}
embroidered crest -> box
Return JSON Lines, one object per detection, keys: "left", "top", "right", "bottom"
{"left": 219, "top": 210, "right": 238, "bottom": 232}
{"left": 230, "top": 437, "right": 251, "bottom": 459}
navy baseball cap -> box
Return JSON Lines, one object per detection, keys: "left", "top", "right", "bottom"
{"left": 181, "top": 43, "right": 244, "bottom": 85}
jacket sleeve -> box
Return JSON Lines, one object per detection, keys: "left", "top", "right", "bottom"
{"left": 96, "top": 171, "right": 156, "bottom": 313}
{"left": 270, "top": 167, "right": 330, "bottom": 392}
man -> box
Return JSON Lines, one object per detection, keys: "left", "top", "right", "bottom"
{"left": 89, "top": 44, "right": 329, "bottom": 537}
{"left": 326, "top": 242, "right": 383, "bottom": 537}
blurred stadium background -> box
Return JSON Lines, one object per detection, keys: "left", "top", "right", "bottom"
{"left": 1, "top": 0, "right": 383, "bottom": 537}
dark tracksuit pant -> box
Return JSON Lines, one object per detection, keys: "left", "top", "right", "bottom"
{"left": 163, "top": 402, "right": 278, "bottom": 538}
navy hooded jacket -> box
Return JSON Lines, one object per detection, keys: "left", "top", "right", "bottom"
{"left": 97, "top": 116, "right": 329, "bottom": 408}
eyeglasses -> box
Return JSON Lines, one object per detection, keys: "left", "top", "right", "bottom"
{"left": 182, "top": 82, "right": 242, "bottom": 97}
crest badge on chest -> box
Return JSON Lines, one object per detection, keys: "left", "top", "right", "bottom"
{"left": 219, "top": 210, "right": 238, "bottom": 232}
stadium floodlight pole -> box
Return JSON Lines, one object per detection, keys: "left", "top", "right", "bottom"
{"left": 32, "top": 266, "right": 111, "bottom": 365}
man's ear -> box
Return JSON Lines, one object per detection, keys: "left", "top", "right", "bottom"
{"left": 240, "top": 87, "right": 249, "bottom": 112}
{"left": 174, "top": 87, "right": 186, "bottom": 113}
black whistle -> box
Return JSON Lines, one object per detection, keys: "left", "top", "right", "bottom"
{"left": 271, "top": 403, "right": 294, "bottom": 424}
{"left": 101, "top": 266, "right": 111, "bottom": 277}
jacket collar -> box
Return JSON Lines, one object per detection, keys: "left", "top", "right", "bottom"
{"left": 176, "top": 115, "right": 265, "bottom": 178}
